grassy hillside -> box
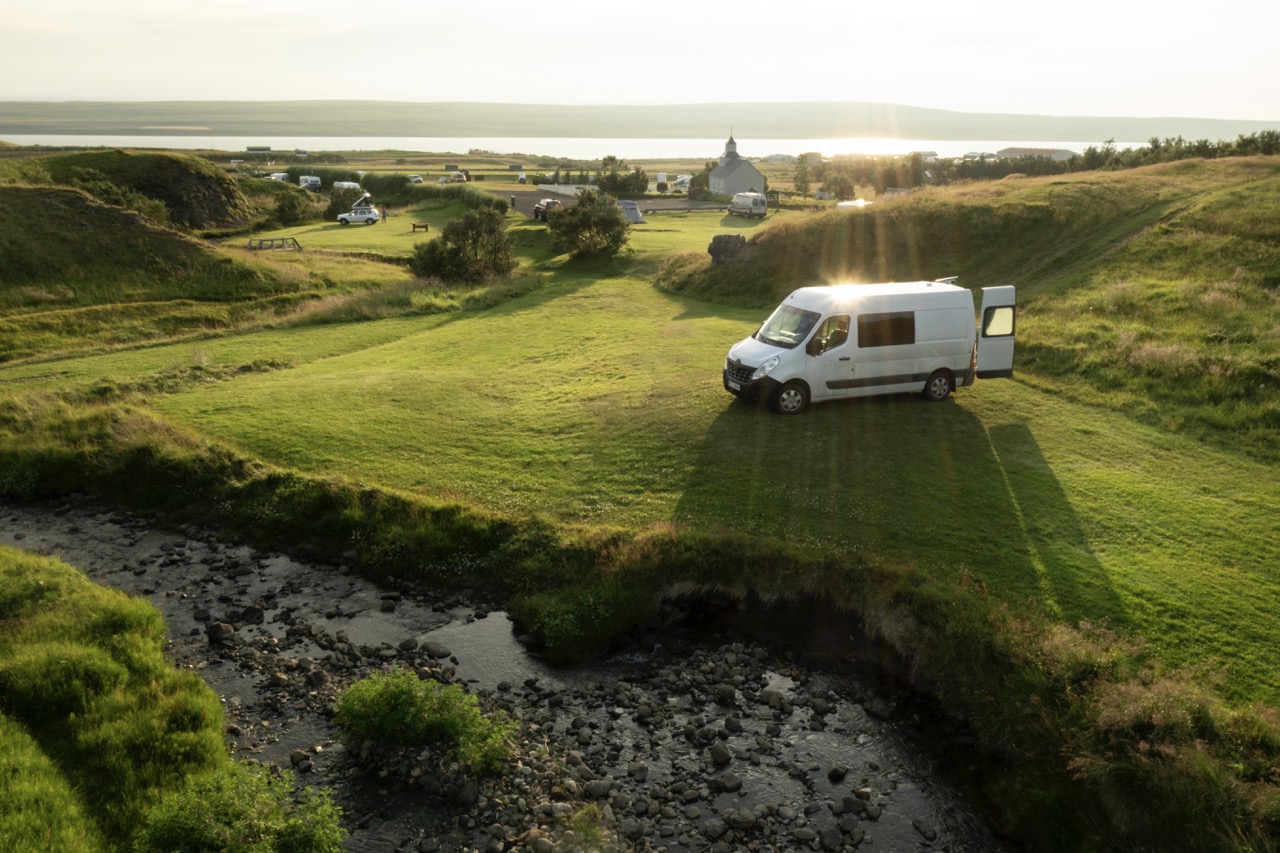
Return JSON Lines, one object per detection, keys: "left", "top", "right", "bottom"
{"left": 0, "top": 149, "right": 254, "bottom": 230}
{"left": 660, "top": 158, "right": 1280, "bottom": 461}
{"left": 0, "top": 548, "right": 226, "bottom": 848}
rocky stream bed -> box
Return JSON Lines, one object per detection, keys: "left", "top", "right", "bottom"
{"left": 2, "top": 495, "right": 1014, "bottom": 853}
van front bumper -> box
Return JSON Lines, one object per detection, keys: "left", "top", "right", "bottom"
{"left": 723, "top": 369, "right": 780, "bottom": 404}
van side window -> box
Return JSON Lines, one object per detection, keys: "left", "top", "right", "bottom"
{"left": 983, "top": 306, "right": 1015, "bottom": 337}
{"left": 808, "top": 315, "right": 850, "bottom": 355}
{"left": 857, "top": 312, "right": 915, "bottom": 348}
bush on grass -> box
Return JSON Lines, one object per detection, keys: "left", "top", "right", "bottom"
{"left": 407, "top": 206, "right": 515, "bottom": 284}
{"left": 133, "top": 763, "right": 345, "bottom": 853}
{"left": 336, "top": 668, "right": 515, "bottom": 772}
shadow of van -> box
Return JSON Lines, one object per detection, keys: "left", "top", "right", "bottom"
{"left": 673, "top": 395, "right": 1126, "bottom": 625}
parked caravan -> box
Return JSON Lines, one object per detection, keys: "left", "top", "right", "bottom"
{"left": 333, "top": 181, "right": 362, "bottom": 190}
{"left": 268, "top": 172, "right": 290, "bottom": 181}
{"left": 298, "top": 175, "right": 322, "bottom": 190}
{"left": 723, "top": 280, "right": 1016, "bottom": 414}
{"left": 727, "top": 191, "right": 767, "bottom": 218}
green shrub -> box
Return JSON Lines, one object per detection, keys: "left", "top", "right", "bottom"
{"left": 548, "top": 188, "right": 629, "bottom": 258}
{"left": 407, "top": 206, "right": 516, "bottom": 284}
{"left": 132, "top": 763, "right": 344, "bottom": 853}
{"left": 336, "top": 668, "right": 515, "bottom": 772}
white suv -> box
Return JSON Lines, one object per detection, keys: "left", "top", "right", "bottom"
{"left": 337, "top": 207, "right": 380, "bottom": 225}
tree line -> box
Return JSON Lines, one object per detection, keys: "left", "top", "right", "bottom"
{"left": 806, "top": 130, "right": 1280, "bottom": 198}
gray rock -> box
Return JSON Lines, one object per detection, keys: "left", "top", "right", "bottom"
{"left": 913, "top": 817, "right": 938, "bottom": 841}
{"left": 206, "top": 622, "right": 236, "bottom": 644}
{"left": 584, "top": 779, "right": 612, "bottom": 798}
{"left": 305, "top": 668, "right": 332, "bottom": 688}
{"left": 421, "top": 641, "right": 452, "bottom": 659}
{"left": 719, "top": 771, "right": 742, "bottom": 793}
{"left": 709, "top": 742, "right": 732, "bottom": 765}
{"left": 827, "top": 762, "right": 848, "bottom": 783}
{"left": 456, "top": 780, "right": 480, "bottom": 807}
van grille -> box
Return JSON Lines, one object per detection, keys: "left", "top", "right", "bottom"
{"left": 725, "top": 362, "right": 755, "bottom": 384}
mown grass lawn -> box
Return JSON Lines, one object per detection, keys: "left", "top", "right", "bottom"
{"left": 105, "top": 270, "right": 1278, "bottom": 705}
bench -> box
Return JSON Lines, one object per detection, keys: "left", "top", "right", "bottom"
{"left": 411, "top": 222, "right": 430, "bottom": 232}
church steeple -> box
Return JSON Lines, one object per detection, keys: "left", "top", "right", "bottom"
{"left": 721, "top": 131, "right": 739, "bottom": 165}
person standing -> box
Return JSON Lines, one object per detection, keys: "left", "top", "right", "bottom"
{"left": 379, "top": 204, "right": 387, "bottom": 223}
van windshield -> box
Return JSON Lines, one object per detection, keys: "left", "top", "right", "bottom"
{"left": 753, "top": 305, "right": 820, "bottom": 349}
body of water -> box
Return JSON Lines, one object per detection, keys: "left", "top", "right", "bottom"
{"left": 0, "top": 134, "right": 1141, "bottom": 160}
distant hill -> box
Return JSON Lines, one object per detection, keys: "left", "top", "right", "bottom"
{"left": 1, "top": 100, "right": 1277, "bottom": 143}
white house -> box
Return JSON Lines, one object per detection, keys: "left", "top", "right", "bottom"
{"left": 709, "top": 135, "right": 767, "bottom": 196}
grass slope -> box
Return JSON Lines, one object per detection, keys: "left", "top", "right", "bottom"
{"left": 0, "top": 547, "right": 227, "bottom": 850}
{"left": 662, "top": 158, "right": 1280, "bottom": 461}
{"left": 135, "top": 274, "right": 1279, "bottom": 704}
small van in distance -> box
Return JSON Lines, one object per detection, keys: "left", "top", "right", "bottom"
{"left": 723, "top": 279, "right": 1016, "bottom": 414}
{"left": 727, "top": 191, "right": 767, "bottom": 218}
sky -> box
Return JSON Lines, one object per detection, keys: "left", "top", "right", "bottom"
{"left": 2, "top": 0, "right": 1278, "bottom": 121}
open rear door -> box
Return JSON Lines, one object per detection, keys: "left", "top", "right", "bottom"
{"left": 976, "top": 286, "right": 1016, "bottom": 378}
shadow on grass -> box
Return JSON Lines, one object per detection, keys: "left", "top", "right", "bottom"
{"left": 673, "top": 392, "right": 1125, "bottom": 626}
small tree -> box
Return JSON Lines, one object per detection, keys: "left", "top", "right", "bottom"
{"left": 548, "top": 189, "right": 629, "bottom": 258}
{"left": 793, "top": 154, "right": 810, "bottom": 198}
{"left": 408, "top": 206, "right": 516, "bottom": 283}
{"left": 273, "top": 190, "right": 312, "bottom": 226}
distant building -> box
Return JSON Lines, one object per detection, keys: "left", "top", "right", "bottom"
{"left": 709, "top": 135, "right": 768, "bottom": 196}
{"left": 997, "top": 147, "right": 1078, "bottom": 161}
{"left": 911, "top": 151, "right": 939, "bottom": 162}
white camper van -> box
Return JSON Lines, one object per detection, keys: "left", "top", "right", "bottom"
{"left": 298, "top": 175, "right": 322, "bottom": 190}
{"left": 332, "top": 181, "right": 362, "bottom": 191}
{"left": 727, "top": 191, "right": 767, "bottom": 218}
{"left": 723, "top": 280, "right": 1016, "bottom": 414}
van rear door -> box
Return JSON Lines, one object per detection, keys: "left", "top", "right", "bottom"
{"left": 976, "top": 286, "right": 1016, "bottom": 378}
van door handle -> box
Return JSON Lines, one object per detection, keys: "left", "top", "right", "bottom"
{"left": 838, "top": 357, "right": 851, "bottom": 361}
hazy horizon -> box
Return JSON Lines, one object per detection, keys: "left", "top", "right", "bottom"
{"left": 2, "top": 1, "right": 1277, "bottom": 122}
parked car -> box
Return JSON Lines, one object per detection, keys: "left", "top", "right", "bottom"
{"left": 337, "top": 206, "right": 381, "bottom": 226}
{"left": 408, "top": 174, "right": 423, "bottom": 183}
{"left": 533, "top": 198, "right": 562, "bottom": 221}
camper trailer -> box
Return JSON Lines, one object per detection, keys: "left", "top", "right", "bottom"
{"left": 333, "top": 181, "right": 362, "bottom": 191}
{"left": 723, "top": 280, "right": 1016, "bottom": 414}
{"left": 727, "top": 191, "right": 767, "bottom": 218}
{"left": 298, "top": 175, "right": 322, "bottom": 190}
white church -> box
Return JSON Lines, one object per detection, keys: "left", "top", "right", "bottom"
{"left": 709, "top": 134, "right": 767, "bottom": 197}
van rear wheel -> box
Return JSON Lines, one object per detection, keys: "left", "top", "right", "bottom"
{"left": 773, "top": 381, "right": 809, "bottom": 415}
{"left": 923, "top": 370, "right": 953, "bottom": 401}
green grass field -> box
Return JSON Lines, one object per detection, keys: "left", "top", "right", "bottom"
{"left": 110, "top": 274, "right": 1279, "bottom": 706}
{"left": 2, "top": 152, "right": 1279, "bottom": 850}
{"left": 5, "top": 196, "right": 1275, "bottom": 703}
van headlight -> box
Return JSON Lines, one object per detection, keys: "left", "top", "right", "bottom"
{"left": 751, "top": 355, "right": 780, "bottom": 380}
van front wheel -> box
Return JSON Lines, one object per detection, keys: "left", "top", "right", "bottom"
{"left": 923, "top": 370, "right": 953, "bottom": 401}
{"left": 773, "top": 382, "right": 809, "bottom": 415}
